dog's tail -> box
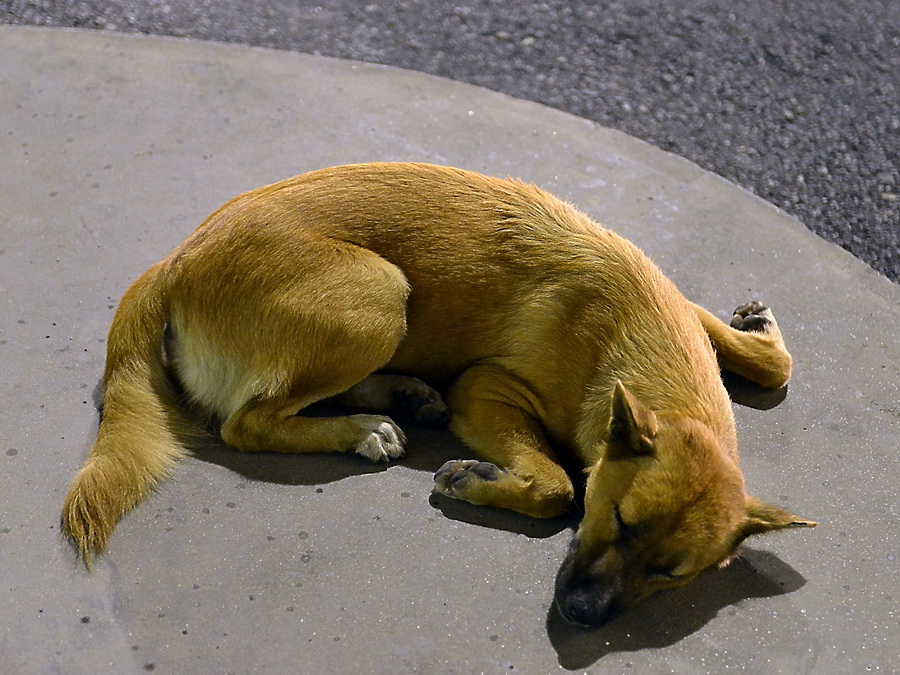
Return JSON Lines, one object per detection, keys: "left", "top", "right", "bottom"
{"left": 61, "top": 260, "right": 190, "bottom": 567}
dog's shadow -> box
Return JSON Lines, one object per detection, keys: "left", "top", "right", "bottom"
{"left": 546, "top": 547, "right": 808, "bottom": 668}
{"left": 722, "top": 370, "right": 788, "bottom": 410}
{"left": 187, "top": 391, "right": 804, "bottom": 659}
{"left": 190, "top": 407, "right": 459, "bottom": 486}
{"left": 188, "top": 402, "right": 576, "bottom": 538}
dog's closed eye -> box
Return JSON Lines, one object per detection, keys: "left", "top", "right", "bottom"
{"left": 614, "top": 504, "right": 639, "bottom": 543}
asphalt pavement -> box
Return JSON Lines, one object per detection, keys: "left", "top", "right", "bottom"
{"left": 4, "top": 0, "right": 898, "bottom": 282}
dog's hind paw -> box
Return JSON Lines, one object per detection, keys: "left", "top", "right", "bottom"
{"left": 393, "top": 386, "right": 451, "bottom": 428}
{"left": 730, "top": 301, "right": 775, "bottom": 333}
{"left": 394, "top": 387, "right": 450, "bottom": 427}
{"left": 335, "top": 375, "right": 451, "bottom": 428}
{"left": 355, "top": 419, "right": 407, "bottom": 462}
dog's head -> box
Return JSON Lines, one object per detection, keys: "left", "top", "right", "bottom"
{"left": 554, "top": 381, "right": 815, "bottom": 626}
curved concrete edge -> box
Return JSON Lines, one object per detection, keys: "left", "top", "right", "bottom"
{"left": 0, "top": 26, "right": 897, "bottom": 674}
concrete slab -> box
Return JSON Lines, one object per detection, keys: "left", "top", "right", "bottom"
{"left": 0, "top": 26, "right": 896, "bottom": 674}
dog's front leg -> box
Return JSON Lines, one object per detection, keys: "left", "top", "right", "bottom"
{"left": 433, "top": 365, "right": 574, "bottom": 518}
{"left": 692, "top": 301, "right": 793, "bottom": 389}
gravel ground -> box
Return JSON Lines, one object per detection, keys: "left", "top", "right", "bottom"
{"left": 4, "top": 0, "right": 897, "bottom": 282}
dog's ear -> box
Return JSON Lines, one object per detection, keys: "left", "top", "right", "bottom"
{"left": 740, "top": 496, "right": 818, "bottom": 538}
{"left": 607, "top": 380, "right": 658, "bottom": 459}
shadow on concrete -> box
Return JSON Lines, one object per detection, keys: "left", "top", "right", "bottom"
{"left": 187, "top": 400, "right": 577, "bottom": 537}
{"left": 189, "top": 437, "right": 391, "bottom": 486}
{"left": 429, "top": 492, "right": 576, "bottom": 538}
{"left": 184, "top": 376, "right": 783, "bottom": 540}
{"left": 722, "top": 370, "right": 789, "bottom": 410}
{"left": 185, "top": 393, "right": 507, "bottom": 483}
{"left": 188, "top": 418, "right": 466, "bottom": 487}
{"left": 546, "top": 547, "right": 808, "bottom": 668}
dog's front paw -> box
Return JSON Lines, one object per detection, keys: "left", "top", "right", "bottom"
{"left": 730, "top": 301, "right": 776, "bottom": 333}
{"left": 725, "top": 301, "right": 791, "bottom": 389}
{"left": 355, "top": 418, "right": 407, "bottom": 462}
{"left": 433, "top": 459, "right": 502, "bottom": 499}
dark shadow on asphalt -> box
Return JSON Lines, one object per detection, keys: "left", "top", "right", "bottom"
{"left": 546, "top": 547, "right": 808, "bottom": 668}
{"left": 188, "top": 401, "right": 575, "bottom": 538}
{"left": 189, "top": 409, "right": 464, "bottom": 485}
{"left": 428, "top": 492, "right": 576, "bottom": 538}
{"left": 722, "top": 370, "right": 789, "bottom": 410}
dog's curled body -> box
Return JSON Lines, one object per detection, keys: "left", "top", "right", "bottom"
{"left": 62, "top": 163, "right": 813, "bottom": 623}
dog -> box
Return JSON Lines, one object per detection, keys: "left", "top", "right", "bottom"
{"left": 61, "top": 162, "right": 815, "bottom": 625}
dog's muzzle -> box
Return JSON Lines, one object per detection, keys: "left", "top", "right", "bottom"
{"left": 553, "top": 539, "right": 623, "bottom": 626}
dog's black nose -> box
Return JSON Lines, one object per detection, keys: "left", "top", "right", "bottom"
{"left": 554, "top": 584, "right": 619, "bottom": 626}
{"left": 554, "top": 543, "right": 623, "bottom": 626}
{"left": 555, "top": 534, "right": 626, "bottom": 625}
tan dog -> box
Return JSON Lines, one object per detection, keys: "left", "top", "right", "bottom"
{"left": 61, "top": 162, "right": 815, "bottom": 624}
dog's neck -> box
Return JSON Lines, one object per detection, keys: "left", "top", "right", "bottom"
{"left": 575, "top": 368, "right": 738, "bottom": 468}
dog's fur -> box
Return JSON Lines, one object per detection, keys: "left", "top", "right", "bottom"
{"left": 61, "top": 162, "right": 815, "bottom": 624}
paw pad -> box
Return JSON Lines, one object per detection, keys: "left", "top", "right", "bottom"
{"left": 730, "top": 301, "right": 772, "bottom": 333}
{"left": 392, "top": 389, "right": 451, "bottom": 428}
{"left": 434, "top": 459, "right": 502, "bottom": 497}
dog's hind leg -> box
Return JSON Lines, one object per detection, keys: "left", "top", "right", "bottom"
{"left": 177, "top": 237, "right": 413, "bottom": 462}
{"left": 433, "top": 365, "right": 574, "bottom": 518}
{"left": 692, "top": 301, "right": 793, "bottom": 389}
{"left": 221, "top": 395, "right": 407, "bottom": 462}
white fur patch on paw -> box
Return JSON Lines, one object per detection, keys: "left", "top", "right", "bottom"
{"left": 355, "top": 421, "right": 407, "bottom": 462}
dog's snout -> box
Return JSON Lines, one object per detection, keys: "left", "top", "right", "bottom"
{"left": 554, "top": 578, "right": 620, "bottom": 626}
{"left": 554, "top": 541, "right": 623, "bottom": 626}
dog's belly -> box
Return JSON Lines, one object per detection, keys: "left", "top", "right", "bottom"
{"left": 166, "top": 314, "right": 264, "bottom": 421}
{"left": 383, "top": 292, "right": 514, "bottom": 387}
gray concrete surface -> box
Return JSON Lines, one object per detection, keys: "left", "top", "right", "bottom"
{"left": 0, "top": 27, "right": 897, "bottom": 674}
{"left": 5, "top": 0, "right": 899, "bottom": 283}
